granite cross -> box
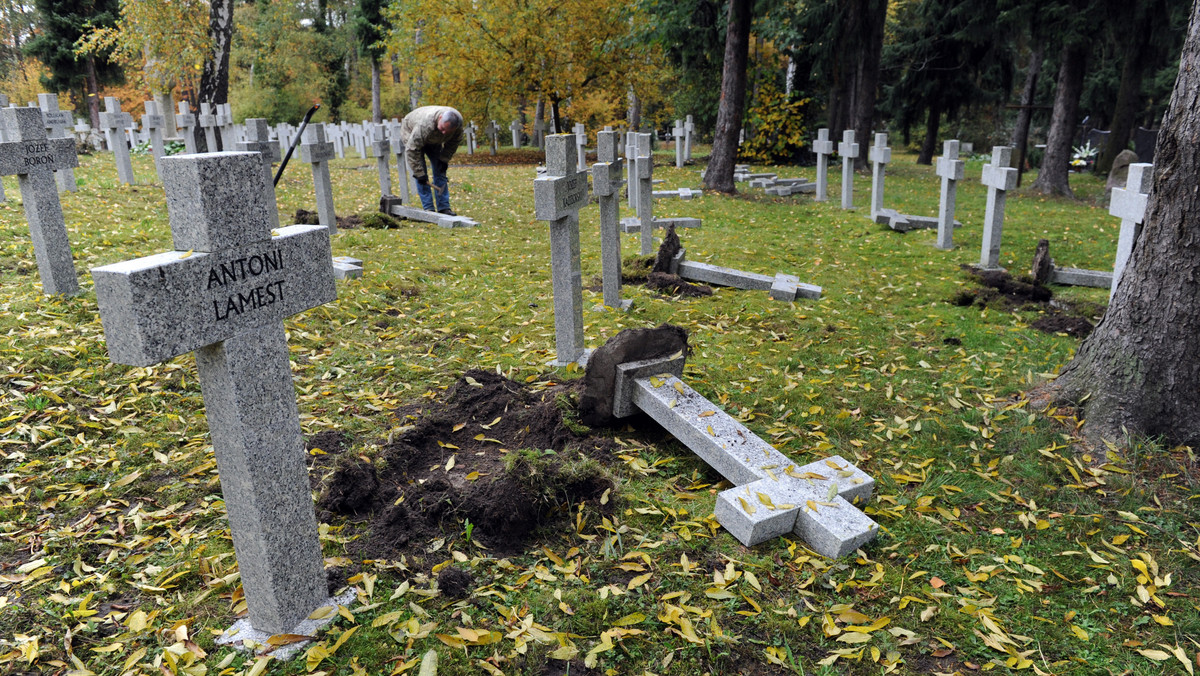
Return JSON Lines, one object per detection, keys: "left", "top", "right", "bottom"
{"left": 608, "top": 353, "right": 878, "bottom": 556}
{"left": 812, "top": 128, "right": 833, "bottom": 202}
{"left": 389, "top": 123, "right": 411, "bottom": 203}
{"left": 37, "top": 93, "right": 76, "bottom": 193}
{"left": 868, "top": 132, "right": 891, "bottom": 220}
{"left": 534, "top": 134, "right": 590, "bottom": 366}
{"left": 673, "top": 119, "right": 685, "bottom": 168}
{"left": 465, "top": 121, "right": 476, "bottom": 155}
{"left": 979, "top": 146, "right": 1018, "bottom": 269}
{"left": 216, "top": 103, "right": 236, "bottom": 152}
{"left": 91, "top": 151, "right": 337, "bottom": 637}
{"left": 573, "top": 123, "right": 587, "bottom": 172}
{"left": 684, "top": 115, "right": 695, "bottom": 162}
{"left": 0, "top": 107, "right": 80, "bottom": 295}
{"left": 592, "top": 129, "right": 630, "bottom": 311}
{"left": 533, "top": 119, "right": 546, "bottom": 149}
{"left": 1108, "top": 162, "right": 1153, "bottom": 299}
{"left": 838, "top": 129, "right": 859, "bottom": 209}
{"left": 141, "top": 100, "right": 167, "bottom": 177}
{"left": 99, "top": 97, "right": 134, "bottom": 184}
{"left": 510, "top": 119, "right": 523, "bottom": 148}
{"left": 624, "top": 132, "right": 639, "bottom": 211}
{"left": 935, "top": 140, "right": 965, "bottom": 250}
{"left": 198, "top": 102, "right": 219, "bottom": 152}
{"left": 485, "top": 120, "right": 499, "bottom": 155}
{"left": 235, "top": 118, "right": 282, "bottom": 228}
{"left": 176, "top": 101, "right": 198, "bottom": 154}
{"left": 632, "top": 133, "right": 654, "bottom": 255}
{"left": 300, "top": 123, "right": 338, "bottom": 234}
{"left": 369, "top": 124, "right": 391, "bottom": 197}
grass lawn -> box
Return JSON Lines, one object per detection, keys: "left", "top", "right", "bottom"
{"left": 0, "top": 142, "right": 1196, "bottom": 675}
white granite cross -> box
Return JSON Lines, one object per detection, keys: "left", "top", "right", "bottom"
{"left": 838, "top": 129, "right": 859, "bottom": 209}
{"left": 979, "top": 146, "right": 1017, "bottom": 269}
{"left": 684, "top": 115, "right": 695, "bottom": 162}
{"left": 176, "top": 101, "right": 198, "bottom": 154}
{"left": 812, "top": 128, "right": 833, "bottom": 202}
{"left": 610, "top": 354, "right": 877, "bottom": 557}
{"left": 632, "top": 133, "right": 654, "bottom": 255}
{"left": 533, "top": 119, "right": 546, "bottom": 149}
{"left": 1108, "top": 162, "right": 1153, "bottom": 299}
{"left": 935, "top": 140, "right": 965, "bottom": 250}
{"left": 0, "top": 107, "right": 80, "bottom": 295}
{"left": 91, "top": 152, "right": 337, "bottom": 636}
{"left": 485, "top": 120, "right": 499, "bottom": 155}
{"left": 510, "top": 119, "right": 523, "bottom": 148}
{"left": 573, "top": 123, "right": 587, "bottom": 172}
{"left": 868, "top": 132, "right": 891, "bottom": 219}
{"left": 300, "top": 123, "right": 338, "bottom": 234}
{"left": 99, "top": 97, "right": 134, "bottom": 184}
{"left": 592, "top": 130, "right": 630, "bottom": 311}
{"left": 389, "top": 122, "right": 411, "bottom": 203}
{"left": 198, "top": 102, "right": 219, "bottom": 152}
{"left": 37, "top": 93, "right": 76, "bottom": 193}
{"left": 465, "top": 121, "right": 476, "bottom": 155}
{"left": 673, "top": 119, "right": 685, "bottom": 168}
{"left": 235, "top": 118, "right": 282, "bottom": 228}
{"left": 534, "top": 134, "right": 590, "bottom": 366}
{"left": 216, "top": 103, "right": 235, "bottom": 152}
{"left": 368, "top": 124, "right": 391, "bottom": 196}
{"left": 141, "top": 100, "right": 167, "bottom": 177}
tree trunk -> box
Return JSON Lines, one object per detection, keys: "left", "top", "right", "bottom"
{"left": 371, "top": 58, "right": 382, "bottom": 123}
{"left": 627, "top": 88, "right": 640, "bottom": 131}
{"left": 702, "top": 0, "right": 752, "bottom": 194}
{"left": 917, "top": 101, "right": 941, "bottom": 165}
{"left": 851, "top": 0, "right": 888, "bottom": 170}
{"left": 1029, "top": 43, "right": 1087, "bottom": 198}
{"left": 1044, "top": 0, "right": 1200, "bottom": 447}
{"left": 85, "top": 54, "right": 100, "bottom": 129}
{"left": 391, "top": 53, "right": 401, "bottom": 84}
{"left": 1095, "top": 18, "right": 1152, "bottom": 174}
{"left": 1012, "top": 45, "right": 1044, "bottom": 187}
{"left": 199, "top": 0, "right": 234, "bottom": 105}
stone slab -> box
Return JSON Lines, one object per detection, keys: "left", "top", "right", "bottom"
{"left": 619, "top": 216, "right": 702, "bottom": 233}
{"left": 1049, "top": 266, "right": 1112, "bottom": 288}
{"left": 215, "top": 589, "right": 356, "bottom": 660}
{"left": 611, "top": 354, "right": 687, "bottom": 419}
{"left": 387, "top": 203, "right": 478, "bottom": 228}
{"left": 534, "top": 171, "right": 589, "bottom": 221}
{"left": 769, "top": 273, "right": 822, "bottom": 301}
{"left": 678, "top": 260, "right": 773, "bottom": 291}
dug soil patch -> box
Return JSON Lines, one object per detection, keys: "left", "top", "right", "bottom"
{"left": 315, "top": 369, "right": 619, "bottom": 562}
{"left": 950, "top": 265, "right": 1103, "bottom": 338}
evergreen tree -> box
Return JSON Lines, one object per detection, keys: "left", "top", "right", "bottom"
{"left": 24, "top": 0, "right": 122, "bottom": 126}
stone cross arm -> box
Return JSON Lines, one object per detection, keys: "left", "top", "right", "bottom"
{"left": 936, "top": 141, "right": 965, "bottom": 181}
{"left": 869, "top": 134, "right": 891, "bottom": 164}
{"left": 92, "top": 225, "right": 336, "bottom": 366}
{"left": 1109, "top": 162, "right": 1153, "bottom": 222}
{"left": 0, "top": 137, "right": 78, "bottom": 176}
{"left": 534, "top": 170, "right": 589, "bottom": 221}
{"left": 981, "top": 146, "right": 1017, "bottom": 190}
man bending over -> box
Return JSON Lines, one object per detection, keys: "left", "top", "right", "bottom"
{"left": 398, "top": 106, "right": 464, "bottom": 215}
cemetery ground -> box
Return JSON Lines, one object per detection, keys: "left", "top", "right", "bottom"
{"left": 0, "top": 145, "right": 1197, "bottom": 676}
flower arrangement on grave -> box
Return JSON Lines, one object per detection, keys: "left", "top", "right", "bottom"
{"left": 1071, "top": 140, "right": 1099, "bottom": 169}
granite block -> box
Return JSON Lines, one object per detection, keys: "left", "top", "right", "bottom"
{"left": 611, "top": 354, "right": 686, "bottom": 418}
{"left": 1050, "top": 266, "right": 1112, "bottom": 288}
{"left": 534, "top": 171, "right": 589, "bottom": 221}
{"left": 678, "top": 260, "right": 773, "bottom": 291}
{"left": 386, "top": 203, "right": 479, "bottom": 228}
{"left": 160, "top": 153, "right": 276, "bottom": 251}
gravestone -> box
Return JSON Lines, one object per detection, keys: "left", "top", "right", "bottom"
{"left": 935, "top": 140, "right": 965, "bottom": 250}
{"left": 1105, "top": 149, "right": 1140, "bottom": 195}
{"left": 141, "top": 100, "right": 167, "bottom": 177}
{"left": 485, "top": 120, "right": 499, "bottom": 155}
{"left": 573, "top": 123, "right": 587, "bottom": 172}
{"left": 533, "top": 119, "right": 546, "bottom": 149}
{"left": 300, "top": 123, "right": 338, "bottom": 235}
{"left": 99, "top": 97, "right": 135, "bottom": 184}
{"left": 0, "top": 107, "right": 80, "bottom": 295}
{"left": 216, "top": 103, "right": 236, "bottom": 152}
{"left": 510, "top": 119, "right": 523, "bottom": 148}
{"left": 534, "top": 134, "right": 590, "bottom": 366}
{"left": 867, "top": 132, "right": 890, "bottom": 220}
{"left": 838, "top": 129, "right": 858, "bottom": 209}
{"left": 1084, "top": 128, "right": 1110, "bottom": 155}
{"left": 602, "top": 350, "right": 876, "bottom": 555}
{"left": 812, "top": 128, "right": 833, "bottom": 202}
{"left": 199, "top": 102, "right": 219, "bottom": 152}
{"left": 979, "top": 146, "right": 1018, "bottom": 269}
{"left": 91, "top": 151, "right": 343, "bottom": 640}
{"left": 1134, "top": 127, "right": 1158, "bottom": 164}
{"left": 632, "top": 133, "right": 654, "bottom": 256}
{"left": 673, "top": 119, "right": 685, "bottom": 168}
{"left": 1108, "top": 162, "right": 1153, "bottom": 299}
{"left": 465, "top": 121, "right": 476, "bottom": 155}
{"left": 37, "top": 94, "right": 76, "bottom": 193}
{"left": 176, "top": 101, "right": 198, "bottom": 154}
{"left": 389, "top": 123, "right": 411, "bottom": 204}
{"left": 665, "top": 247, "right": 821, "bottom": 302}
{"left": 684, "top": 115, "right": 695, "bottom": 162}
{"left": 624, "top": 133, "right": 639, "bottom": 210}
{"left": 369, "top": 124, "right": 391, "bottom": 196}
{"left": 592, "top": 129, "right": 630, "bottom": 312}
{"left": 235, "top": 118, "right": 281, "bottom": 228}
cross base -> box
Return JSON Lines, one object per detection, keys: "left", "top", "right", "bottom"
{"left": 215, "top": 589, "right": 356, "bottom": 661}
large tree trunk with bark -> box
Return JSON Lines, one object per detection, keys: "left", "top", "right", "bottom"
{"left": 1095, "top": 14, "right": 1153, "bottom": 174}
{"left": 627, "top": 88, "right": 640, "bottom": 131}
{"left": 1045, "top": 0, "right": 1200, "bottom": 447}
{"left": 1029, "top": 43, "right": 1087, "bottom": 197}
{"left": 702, "top": 0, "right": 752, "bottom": 194}
{"left": 199, "top": 0, "right": 233, "bottom": 106}
{"left": 917, "top": 101, "right": 941, "bottom": 165}
{"left": 370, "top": 58, "right": 381, "bottom": 123}
{"left": 85, "top": 54, "right": 100, "bottom": 129}
{"left": 826, "top": 0, "right": 887, "bottom": 169}
{"left": 1011, "top": 45, "right": 1043, "bottom": 187}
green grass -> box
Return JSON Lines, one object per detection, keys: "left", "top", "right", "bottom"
{"left": 0, "top": 146, "right": 1196, "bottom": 675}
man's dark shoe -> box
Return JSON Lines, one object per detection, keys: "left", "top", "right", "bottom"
{"left": 438, "top": 208, "right": 457, "bottom": 216}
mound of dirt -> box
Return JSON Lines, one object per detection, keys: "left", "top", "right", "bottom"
{"left": 292, "top": 209, "right": 363, "bottom": 230}
{"left": 316, "top": 369, "right": 618, "bottom": 560}
{"left": 951, "top": 265, "right": 1100, "bottom": 338}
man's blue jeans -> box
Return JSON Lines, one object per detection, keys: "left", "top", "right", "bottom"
{"left": 413, "top": 146, "right": 451, "bottom": 212}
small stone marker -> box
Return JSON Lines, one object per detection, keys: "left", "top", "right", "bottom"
{"left": 868, "top": 133, "right": 890, "bottom": 220}
{"left": 465, "top": 121, "right": 476, "bottom": 155}
{"left": 510, "top": 119, "right": 523, "bottom": 148}
{"left": 389, "top": 123, "right": 411, "bottom": 203}
{"left": 141, "top": 100, "right": 167, "bottom": 177}
{"left": 684, "top": 115, "right": 695, "bottom": 162}
{"left": 633, "top": 133, "right": 654, "bottom": 255}
{"left": 369, "top": 124, "right": 392, "bottom": 196}
{"left": 91, "top": 151, "right": 339, "bottom": 639}
{"left": 300, "top": 123, "right": 338, "bottom": 235}
{"left": 979, "top": 146, "right": 1018, "bottom": 269}
{"left": 176, "top": 101, "right": 198, "bottom": 154}
{"left": 0, "top": 106, "right": 80, "bottom": 295}
{"left": 673, "top": 119, "right": 685, "bottom": 168}
{"left": 592, "top": 129, "right": 630, "bottom": 312}
{"left": 624, "top": 133, "right": 639, "bottom": 210}
{"left": 235, "top": 118, "right": 282, "bottom": 228}
{"left": 485, "top": 120, "right": 499, "bottom": 155}
{"left": 813, "top": 128, "right": 833, "bottom": 202}
{"left": 1108, "top": 162, "right": 1153, "bottom": 299}
{"left": 604, "top": 351, "right": 876, "bottom": 556}
{"left": 838, "top": 129, "right": 858, "bottom": 209}
{"left": 935, "top": 140, "right": 965, "bottom": 250}
{"left": 37, "top": 93, "right": 76, "bottom": 193}
{"left": 534, "top": 134, "right": 590, "bottom": 366}
{"left": 199, "top": 102, "right": 219, "bottom": 152}
{"left": 99, "top": 97, "right": 134, "bottom": 184}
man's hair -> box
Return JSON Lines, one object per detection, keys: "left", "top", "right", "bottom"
{"left": 440, "top": 109, "right": 463, "bottom": 130}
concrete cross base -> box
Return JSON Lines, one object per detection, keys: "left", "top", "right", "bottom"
{"left": 387, "top": 203, "right": 478, "bottom": 228}
{"left": 769, "top": 273, "right": 822, "bottom": 301}
{"left": 332, "top": 256, "right": 364, "bottom": 280}
{"left": 592, "top": 299, "right": 633, "bottom": 313}
{"left": 215, "top": 589, "right": 356, "bottom": 661}
{"left": 619, "top": 216, "right": 702, "bottom": 233}
{"left": 1050, "top": 266, "right": 1112, "bottom": 288}
{"left": 549, "top": 347, "right": 594, "bottom": 368}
